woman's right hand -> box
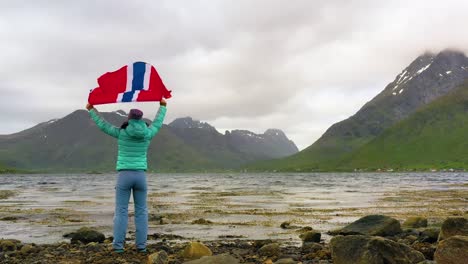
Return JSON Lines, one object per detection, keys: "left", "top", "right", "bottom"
{"left": 160, "top": 98, "right": 167, "bottom": 106}
{"left": 86, "top": 103, "right": 94, "bottom": 111}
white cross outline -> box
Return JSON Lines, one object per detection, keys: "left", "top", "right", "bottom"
{"left": 116, "top": 63, "right": 151, "bottom": 102}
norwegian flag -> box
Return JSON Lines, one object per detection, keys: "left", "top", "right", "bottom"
{"left": 88, "top": 62, "right": 172, "bottom": 105}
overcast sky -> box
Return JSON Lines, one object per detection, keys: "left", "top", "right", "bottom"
{"left": 1, "top": 0, "right": 468, "bottom": 149}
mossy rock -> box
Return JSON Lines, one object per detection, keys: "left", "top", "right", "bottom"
{"left": 434, "top": 235, "right": 468, "bottom": 264}
{"left": 0, "top": 239, "right": 21, "bottom": 252}
{"left": 191, "top": 218, "right": 213, "bottom": 225}
{"left": 300, "top": 231, "right": 321, "bottom": 243}
{"left": 65, "top": 227, "right": 105, "bottom": 244}
{"left": 438, "top": 217, "right": 468, "bottom": 241}
{"left": 403, "top": 217, "right": 428, "bottom": 228}
{"left": 20, "top": 244, "right": 38, "bottom": 255}
{"left": 181, "top": 242, "right": 213, "bottom": 260}
{"left": 258, "top": 243, "right": 280, "bottom": 257}
{"left": 330, "top": 235, "right": 425, "bottom": 264}
{"left": 330, "top": 215, "right": 402, "bottom": 237}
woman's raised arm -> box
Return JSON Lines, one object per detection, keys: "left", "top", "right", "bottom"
{"left": 86, "top": 103, "right": 120, "bottom": 138}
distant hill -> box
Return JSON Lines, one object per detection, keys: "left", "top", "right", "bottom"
{"left": 248, "top": 50, "right": 468, "bottom": 171}
{"left": 340, "top": 81, "right": 468, "bottom": 170}
{"left": 0, "top": 111, "right": 298, "bottom": 172}
{"left": 0, "top": 162, "right": 18, "bottom": 174}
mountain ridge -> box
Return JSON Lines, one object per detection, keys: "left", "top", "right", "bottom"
{"left": 247, "top": 49, "right": 468, "bottom": 171}
{"left": 0, "top": 110, "right": 298, "bottom": 172}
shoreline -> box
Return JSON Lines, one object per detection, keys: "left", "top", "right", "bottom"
{"left": 1, "top": 169, "right": 467, "bottom": 175}
{"left": 1, "top": 214, "right": 466, "bottom": 264}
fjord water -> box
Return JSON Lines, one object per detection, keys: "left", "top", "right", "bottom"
{"left": 0, "top": 172, "right": 466, "bottom": 244}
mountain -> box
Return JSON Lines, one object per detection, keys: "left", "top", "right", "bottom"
{"left": 167, "top": 117, "right": 298, "bottom": 168}
{"left": 249, "top": 50, "right": 468, "bottom": 171}
{"left": 0, "top": 111, "right": 298, "bottom": 172}
{"left": 340, "top": 80, "right": 468, "bottom": 170}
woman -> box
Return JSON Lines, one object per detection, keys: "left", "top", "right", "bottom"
{"left": 86, "top": 99, "right": 167, "bottom": 253}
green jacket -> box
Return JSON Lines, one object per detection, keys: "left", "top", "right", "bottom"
{"left": 88, "top": 106, "right": 167, "bottom": 171}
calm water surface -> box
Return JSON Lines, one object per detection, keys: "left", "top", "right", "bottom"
{"left": 0, "top": 172, "right": 466, "bottom": 244}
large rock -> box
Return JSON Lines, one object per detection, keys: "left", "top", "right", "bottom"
{"left": 148, "top": 250, "right": 168, "bottom": 264}
{"left": 181, "top": 242, "right": 213, "bottom": 260}
{"left": 0, "top": 239, "right": 21, "bottom": 252}
{"left": 258, "top": 243, "right": 280, "bottom": 257}
{"left": 331, "top": 215, "right": 402, "bottom": 237}
{"left": 300, "top": 231, "right": 321, "bottom": 243}
{"left": 434, "top": 235, "right": 468, "bottom": 264}
{"left": 438, "top": 217, "right": 468, "bottom": 241}
{"left": 330, "top": 235, "right": 425, "bottom": 264}
{"left": 192, "top": 218, "right": 213, "bottom": 225}
{"left": 403, "top": 217, "right": 428, "bottom": 228}
{"left": 20, "top": 244, "right": 38, "bottom": 255}
{"left": 64, "top": 227, "right": 105, "bottom": 244}
{"left": 183, "top": 254, "right": 240, "bottom": 264}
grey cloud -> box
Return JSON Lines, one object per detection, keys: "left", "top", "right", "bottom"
{"left": 1, "top": 0, "right": 468, "bottom": 149}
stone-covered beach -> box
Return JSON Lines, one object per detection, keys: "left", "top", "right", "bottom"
{"left": 1, "top": 173, "right": 467, "bottom": 263}
{"left": 1, "top": 215, "right": 467, "bottom": 263}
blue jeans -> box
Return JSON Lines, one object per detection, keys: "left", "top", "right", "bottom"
{"left": 113, "top": 170, "right": 148, "bottom": 250}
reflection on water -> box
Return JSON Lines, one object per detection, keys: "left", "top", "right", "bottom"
{"left": 0, "top": 172, "right": 466, "bottom": 244}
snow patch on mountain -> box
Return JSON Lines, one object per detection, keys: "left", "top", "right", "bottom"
{"left": 391, "top": 57, "right": 435, "bottom": 93}
{"left": 169, "top": 117, "right": 216, "bottom": 130}
{"left": 416, "top": 62, "right": 432, "bottom": 74}
{"left": 396, "top": 70, "right": 408, "bottom": 84}
{"left": 114, "top": 110, "right": 127, "bottom": 117}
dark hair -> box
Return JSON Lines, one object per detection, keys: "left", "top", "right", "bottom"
{"left": 120, "top": 121, "right": 150, "bottom": 129}
{"left": 120, "top": 121, "right": 129, "bottom": 129}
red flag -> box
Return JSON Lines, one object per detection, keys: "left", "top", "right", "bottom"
{"left": 88, "top": 62, "right": 172, "bottom": 105}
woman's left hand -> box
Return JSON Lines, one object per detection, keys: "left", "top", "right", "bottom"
{"left": 86, "top": 103, "right": 94, "bottom": 111}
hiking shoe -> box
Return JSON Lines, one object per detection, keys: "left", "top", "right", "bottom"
{"left": 114, "top": 249, "right": 124, "bottom": 253}
{"left": 137, "top": 248, "right": 147, "bottom": 253}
